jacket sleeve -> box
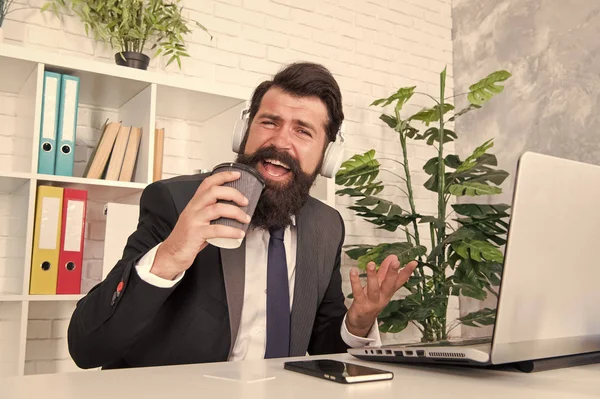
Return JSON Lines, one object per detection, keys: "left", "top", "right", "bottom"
{"left": 67, "top": 181, "right": 181, "bottom": 369}
{"left": 307, "top": 212, "right": 350, "bottom": 355}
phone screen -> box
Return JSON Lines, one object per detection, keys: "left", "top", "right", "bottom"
{"left": 284, "top": 359, "right": 393, "bottom": 383}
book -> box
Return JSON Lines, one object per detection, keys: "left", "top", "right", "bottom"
{"left": 118, "top": 126, "right": 142, "bottom": 182}
{"left": 85, "top": 121, "right": 121, "bottom": 179}
{"left": 153, "top": 127, "right": 165, "bottom": 182}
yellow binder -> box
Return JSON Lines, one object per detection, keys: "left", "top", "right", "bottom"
{"left": 30, "top": 185, "right": 64, "bottom": 294}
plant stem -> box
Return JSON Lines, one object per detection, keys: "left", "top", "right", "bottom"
{"left": 415, "top": 91, "right": 441, "bottom": 105}
{"left": 404, "top": 227, "right": 413, "bottom": 245}
{"left": 397, "top": 115, "right": 428, "bottom": 306}
{"left": 381, "top": 168, "right": 408, "bottom": 183}
{"left": 435, "top": 69, "right": 448, "bottom": 340}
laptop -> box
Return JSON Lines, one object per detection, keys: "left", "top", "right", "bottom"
{"left": 348, "top": 151, "right": 600, "bottom": 367}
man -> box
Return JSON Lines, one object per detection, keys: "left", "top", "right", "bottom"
{"left": 68, "top": 62, "right": 417, "bottom": 369}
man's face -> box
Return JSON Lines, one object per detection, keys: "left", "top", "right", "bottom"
{"left": 243, "top": 86, "right": 328, "bottom": 186}
{"left": 235, "top": 86, "right": 330, "bottom": 229}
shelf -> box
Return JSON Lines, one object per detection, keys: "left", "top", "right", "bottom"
{"left": 156, "top": 84, "right": 245, "bottom": 123}
{"left": 0, "top": 54, "right": 38, "bottom": 94}
{"left": 0, "top": 172, "right": 32, "bottom": 194}
{"left": 0, "top": 295, "right": 85, "bottom": 301}
{"left": 0, "top": 295, "right": 25, "bottom": 302}
{"left": 0, "top": 43, "right": 249, "bottom": 120}
{"left": 35, "top": 174, "right": 147, "bottom": 202}
{"left": 26, "top": 295, "right": 85, "bottom": 301}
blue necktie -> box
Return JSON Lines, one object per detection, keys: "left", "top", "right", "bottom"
{"left": 264, "top": 227, "right": 290, "bottom": 359}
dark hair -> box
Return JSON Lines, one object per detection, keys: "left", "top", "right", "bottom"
{"left": 246, "top": 62, "right": 344, "bottom": 145}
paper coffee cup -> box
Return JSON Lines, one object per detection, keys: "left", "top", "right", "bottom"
{"left": 206, "top": 162, "right": 265, "bottom": 249}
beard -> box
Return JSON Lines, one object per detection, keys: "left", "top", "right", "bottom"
{"left": 235, "top": 145, "right": 319, "bottom": 230}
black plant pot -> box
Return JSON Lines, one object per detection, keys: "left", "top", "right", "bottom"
{"left": 115, "top": 51, "right": 150, "bottom": 70}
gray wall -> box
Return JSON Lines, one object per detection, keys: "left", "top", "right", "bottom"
{"left": 452, "top": 0, "right": 600, "bottom": 206}
{"left": 452, "top": 0, "right": 600, "bottom": 337}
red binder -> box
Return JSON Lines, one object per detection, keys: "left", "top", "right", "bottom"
{"left": 56, "top": 188, "right": 87, "bottom": 294}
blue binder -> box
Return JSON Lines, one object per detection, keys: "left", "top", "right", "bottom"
{"left": 38, "top": 71, "right": 62, "bottom": 175}
{"left": 55, "top": 74, "right": 80, "bottom": 177}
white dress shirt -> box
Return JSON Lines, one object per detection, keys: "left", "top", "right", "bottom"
{"left": 135, "top": 218, "right": 381, "bottom": 361}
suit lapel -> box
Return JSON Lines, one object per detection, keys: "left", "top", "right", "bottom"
{"left": 290, "top": 204, "right": 319, "bottom": 356}
{"left": 220, "top": 241, "right": 246, "bottom": 358}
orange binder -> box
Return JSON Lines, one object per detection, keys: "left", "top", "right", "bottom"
{"left": 56, "top": 188, "right": 87, "bottom": 294}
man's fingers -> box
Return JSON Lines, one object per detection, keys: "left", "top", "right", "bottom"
{"left": 380, "top": 260, "right": 401, "bottom": 298}
{"left": 377, "top": 254, "right": 398, "bottom": 285}
{"left": 366, "top": 262, "right": 380, "bottom": 301}
{"left": 200, "top": 171, "right": 241, "bottom": 190}
{"left": 203, "top": 203, "right": 251, "bottom": 225}
{"left": 193, "top": 185, "right": 249, "bottom": 210}
{"left": 377, "top": 259, "right": 390, "bottom": 285}
{"left": 395, "top": 260, "right": 418, "bottom": 290}
{"left": 349, "top": 269, "right": 366, "bottom": 302}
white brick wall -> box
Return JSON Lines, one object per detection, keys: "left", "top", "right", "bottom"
{"left": 2, "top": 0, "right": 454, "bottom": 368}
{"left": 25, "top": 301, "right": 89, "bottom": 375}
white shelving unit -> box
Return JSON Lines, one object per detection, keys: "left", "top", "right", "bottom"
{"left": 0, "top": 43, "right": 336, "bottom": 377}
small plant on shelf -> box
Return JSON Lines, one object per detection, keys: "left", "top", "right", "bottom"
{"left": 41, "top": 0, "right": 211, "bottom": 70}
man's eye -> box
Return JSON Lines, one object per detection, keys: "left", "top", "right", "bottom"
{"left": 299, "top": 129, "right": 312, "bottom": 137}
{"left": 261, "top": 121, "right": 275, "bottom": 126}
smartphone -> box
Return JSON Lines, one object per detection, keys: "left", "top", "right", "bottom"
{"left": 284, "top": 359, "right": 394, "bottom": 384}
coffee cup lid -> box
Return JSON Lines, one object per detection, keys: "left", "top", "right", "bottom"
{"left": 212, "top": 162, "right": 266, "bottom": 186}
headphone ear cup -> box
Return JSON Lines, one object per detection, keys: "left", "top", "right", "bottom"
{"left": 320, "top": 140, "right": 345, "bottom": 178}
{"left": 231, "top": 118, "right": 248, "bottom": 153}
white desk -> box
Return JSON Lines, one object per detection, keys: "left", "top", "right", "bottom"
{"left": 3, "top": 353, "right": 600, "bottom": 399}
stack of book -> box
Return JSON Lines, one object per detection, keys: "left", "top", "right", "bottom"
{"left": 84, "top": 120, "right": 143, "bottom": 182}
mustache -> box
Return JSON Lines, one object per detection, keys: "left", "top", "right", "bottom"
{"left": 239, "top": 146, "right": 301, "bottom": 176}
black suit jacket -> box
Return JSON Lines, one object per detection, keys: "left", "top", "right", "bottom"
{"left": 68, "top": 174, "right": 349, "bottom": 369}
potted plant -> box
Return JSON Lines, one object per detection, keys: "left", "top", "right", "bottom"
{"left": 42, "top": 0, "right": 211, "bottom": 70}
{"left": 336, "top": 68, "right": 512, "bottom": 343}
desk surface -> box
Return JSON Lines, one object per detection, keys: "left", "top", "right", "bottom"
{"left": 3, "top": 353, "right": 600, "bottom": 399}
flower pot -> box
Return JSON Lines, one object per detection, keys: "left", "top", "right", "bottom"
{"left": 114, "top": 51, "right": 150, "bottom": 70}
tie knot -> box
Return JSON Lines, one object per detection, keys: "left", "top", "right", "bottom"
{"left": 269, "top": 227, "right": 285, "bottom": 241}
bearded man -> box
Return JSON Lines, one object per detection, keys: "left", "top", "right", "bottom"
{"left": 67, "top": 62, "right": 417, "bottom": 369}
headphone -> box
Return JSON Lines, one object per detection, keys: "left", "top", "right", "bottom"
{"left": 231, "top": 105, "right": 345, "bottom": 179}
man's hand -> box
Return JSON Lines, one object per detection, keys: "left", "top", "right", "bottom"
{"left": 150, "top": 171, "right": 251, "bottom": 280}
{"left": 346, "top": 255, "right": 418, "bottom": 337}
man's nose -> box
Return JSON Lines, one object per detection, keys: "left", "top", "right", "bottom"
{"left": 269, "top": 125, "right": 293, "bottom": 149}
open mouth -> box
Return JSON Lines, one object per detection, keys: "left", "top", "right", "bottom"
{"left": 261, "top": 158, "right": 291, "bottom": 178}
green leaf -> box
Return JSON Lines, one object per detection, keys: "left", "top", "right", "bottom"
{"left": 451, "top": 239, "right": 504, "bottom": 263}
{"left": 371, "top": 86, "right": 416, "bottom": 110}
{"left": 468, "top": 70, "right": 512, "bottom": 106}
{"left": 379, "top": 314, "right": 409, "bottom": 333}
{"left": 355, "top": 242, "right": 427, "bottom": 270}
{"left": 344, "top": 244, "right": 375, "bottom": 260}
{"left": 335, "top": 150, "right": 380, "bottom": 187}
{"left": 448, "top": 182, "right": 502, "bottom": 196}
{"left": 421, "top": 127, "right": 457, "bottom": 145}
{"left": 379, "top": 114, "right": 398, "bottom": 129}
{"left": 448, "top": 104, "right": 482, "bottom": 122}
{"left": 423, "top": 154, "right": 462, "bottom": 176}
{"left": 348, "top": 196, "right": 414, "bottom": 231}
{"left": 455, "top": 139, "right": 494, "bottom": 173}
{"left": 408, "top": 103, "right": 454, "bottom": 126}
{"left": 336, "top": 182, "right": 384, "bottom": 197}
{"left": 458, "top": 308, "right": 497, "bottom": 327}
{"left": 451, "top": 282, "right": 488, "bottom": 300}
